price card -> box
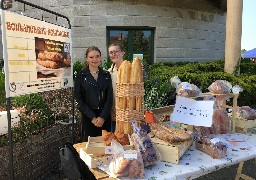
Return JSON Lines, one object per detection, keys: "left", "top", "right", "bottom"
{"left": 124, "top": 153, "right": 137, "bottom": 159}
{"left": 105, "top": 146, "right": 113, "bottom": 154}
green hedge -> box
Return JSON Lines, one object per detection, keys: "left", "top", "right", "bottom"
{"left": 145, "top": 59, "right": 256, "bottom": 108}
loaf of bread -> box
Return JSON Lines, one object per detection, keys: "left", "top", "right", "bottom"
{"left": 176, "top": 82, "right": 201, "bottom": 97}
{"left": 109, "top": 150, "right": 144, "bottom": 178}
{"left": 208, "top": 80, "right": 232, "bottom": 94}
{"left": 149, "top": 122, "right": 192, "bottom": 144}
{"left": 131, "top": 132, "right": 160, "bottom": 167}
{"left": 195, "top": 136, "right": 228, "bottom": 159}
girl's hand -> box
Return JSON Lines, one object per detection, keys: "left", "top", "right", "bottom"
{"left": 95, "top": 117, "right": 105, "bottom": 127}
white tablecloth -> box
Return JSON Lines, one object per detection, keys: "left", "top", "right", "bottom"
{"left": 144, "top": 133, "right": 256, "bottom": 180}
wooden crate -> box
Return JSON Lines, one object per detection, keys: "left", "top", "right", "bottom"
{"left": 150, "top": 136, "right": 193, "bottom": 164}
{"left": 80, "top": 148, "right": 113, "bottom": 168}
{"left": 229, "top": 113, "right": 256, "bottom": 133}
{"left": 85, "top": 135, "right": 134, "bottom": 155}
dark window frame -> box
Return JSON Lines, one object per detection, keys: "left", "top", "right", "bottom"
{"left": 106, "top": 27, "right": 155, "bottom": 64}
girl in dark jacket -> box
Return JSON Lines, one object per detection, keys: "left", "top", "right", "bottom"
{"left": 74, "top": 46, "right": 113, "bottom": 142}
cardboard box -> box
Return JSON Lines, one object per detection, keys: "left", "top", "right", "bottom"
{"left": 85, "top": 135, "right": 134, "bottom": 155}
{"left": 80, "top": 148, "right": 113, "bottom": 168}
{"left": 150, "top": 136, "right": 193, "bottom": 164}
{"left": 0, "top": 110, "right": 20, "bottom": 136}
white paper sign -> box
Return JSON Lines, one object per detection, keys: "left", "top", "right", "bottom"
{"left": 171, "top": 96, "right": 214, "bottom": 127}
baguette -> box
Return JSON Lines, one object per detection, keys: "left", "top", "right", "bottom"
{"left": 130, "top": 57, "right": 143, "bottom": 83}
{"left": 132, "top": 57, "right": 143, "bottom": 111}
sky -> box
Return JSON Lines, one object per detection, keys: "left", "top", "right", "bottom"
{"left": 241, "top": 0, "right": 256, "bottom": 51}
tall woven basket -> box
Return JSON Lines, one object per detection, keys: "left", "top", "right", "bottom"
{"left": 115, "top": 82, "right": 145, "bottom": 134}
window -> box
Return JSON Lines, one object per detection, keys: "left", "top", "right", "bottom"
{"left": 107, "top": 27, "right": 154, "bottom": 65}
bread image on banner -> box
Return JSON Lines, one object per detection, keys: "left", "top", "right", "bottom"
{"left": 35, "top": 37, "right": 71, "bottom": 69}
{"left": 37, "top": 51, "right": 71, "bottom": 69}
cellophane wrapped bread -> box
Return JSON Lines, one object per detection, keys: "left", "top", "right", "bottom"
{"left": 170, "top": 76, "right": 201, "bottom": 97}
{"left": 176, "top": 82, "right": 202, "bottom": 97}
{"left": 236, "top": 106, "right": 256, "bottom": 119}
{"left": 131, "top": 121, "right": 161, "bottom": 167}
{"left": 208, "top": 80, "right": 232, "bottom": 94}
{"left": 109, "top": 140, "right": 144, "bottom": 179}
{"left": 195, "top": 136, "right": 228, "bottom": 159}
{"left": 149, "top": 122, "right": 192, "bottom": 144}
{"left": 210, "top": 105, "right": 231, "bottom": 134}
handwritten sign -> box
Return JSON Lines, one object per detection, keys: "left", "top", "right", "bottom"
{"left": 171, "top": 96, "right": 214, "bottom": 127}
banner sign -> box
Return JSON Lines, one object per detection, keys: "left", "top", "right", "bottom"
{"left": 1, "top": 10, "right": 73, "bottom": 97}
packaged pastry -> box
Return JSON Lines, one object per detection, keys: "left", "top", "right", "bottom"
{"left": 210, "top": 107, "right": 231, "bottom": 134}
{"left": 131, "top": 121, "right": 161, "bottom": 167}
{"left": 236, "top": 106, "right": 256, "bottom": 119}
{"left": 195, "top": 136, "right": 228, "bottom": 159}
{"left": 170, "top": 76, "right": 201, "bottom": 97}
{"left": 149, "top": 122, "right": 192, "bottom": 144}
{"left": 109, "top": 140, "right": 144, "bottom": 179}
{"left": 208, "top": 80, "right": 232, "bottom": 94}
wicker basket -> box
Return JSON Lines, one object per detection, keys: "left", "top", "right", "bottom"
{"left": 115, "top": 82, "right": 145, "bottom": 134}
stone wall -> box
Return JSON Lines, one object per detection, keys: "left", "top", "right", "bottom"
{"left": 0, "top": 0, "right": 227, "bottom": 63}
{"left": 0, "top": 124, "right": 72, "bottom": 180}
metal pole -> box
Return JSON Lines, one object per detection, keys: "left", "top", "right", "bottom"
{"left": 71, "top": 87, "right": 75, "bottom": 143}
{"left": 6, "top": 97, "right": 14, "bottom": 180}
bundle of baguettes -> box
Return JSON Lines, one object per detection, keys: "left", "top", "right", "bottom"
{"left": 116, "top": 57, "right": 144, "bottom": 133}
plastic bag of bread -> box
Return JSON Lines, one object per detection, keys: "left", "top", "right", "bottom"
{"left": 210, "top": 107, "right": 231, "bottom": 134}
{"left": 131, "top": 120, "right": 161, "bottom": 167}
{"left": 149, "top": 121, "right": 193, "bottom": 144}
{"left": 195, "top": 136, "right": 228, "bottom": 159}
{"left": 109, "top": 139, "right": 144, "bottom": 179}
{"left": 170, "top": 76, "right": 201, "bottom": 97}
{"left": 208, "top": 80, "right": 232, "bottom": 94}
{"left": 236, "top": 106, "right": 256, "bottom": 119}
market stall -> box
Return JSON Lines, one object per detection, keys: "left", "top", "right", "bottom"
{"left": 74, "top": 132, "right": 256, "bottom": 179}
{"left": 73, "top": 60, "right": 256, "bottom": 179}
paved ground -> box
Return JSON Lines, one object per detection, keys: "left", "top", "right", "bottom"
{"left": 44, "top": 158, "right": 256, "bottom": 180}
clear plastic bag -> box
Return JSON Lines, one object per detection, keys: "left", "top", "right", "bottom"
{"left": 236, "top": 106, "right": 256, "bottom": 119}
{"left": 131, "top": 120, "right": 161, "bottom": 167}
{"left": 208, "top": 80, "right": 232, "bottom": 94}
{"left": 109, "top": 139, "right": 145, "bottom": 179}
{"left": 211, "top": 107, "right": 231, "bottom": 134}
{"left": 170, "top": 76, "right": 202, "bottom": 97}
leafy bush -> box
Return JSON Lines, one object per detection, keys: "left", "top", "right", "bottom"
{"left": 145, "top": 59, "right": 256, "bottom": 109}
